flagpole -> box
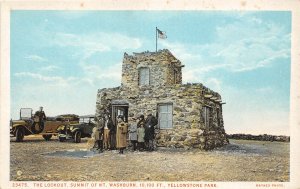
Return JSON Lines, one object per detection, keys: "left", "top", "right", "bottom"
{"left": 156, "top": 27, "right": 157, "bottom": 52}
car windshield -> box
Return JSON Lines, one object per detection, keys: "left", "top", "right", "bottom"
{"left": 20, "top": 108, "right": 32, "bottom": 119}
{"left": 79, "top": 117, "right": 95, "bottom": 124}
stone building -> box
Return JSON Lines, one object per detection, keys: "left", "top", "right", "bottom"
{"left": 96, "top": 49, "right": 228, "bottom": 150}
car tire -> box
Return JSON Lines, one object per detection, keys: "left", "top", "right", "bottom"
{"left": 59, "top": 136, "right": 66, "bottom": 142}
{"left": 42, "top": 134, "right": 52, "bottom": 141}
{"left": 74, "top": 131, "right": 81, "bottom": 143}
{"left": 16, "top": 127, "right": 25, "bottom": 142}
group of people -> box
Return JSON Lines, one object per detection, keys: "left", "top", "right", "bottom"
{"left": 92, "top": 113, "right": 158, "bottom": 154}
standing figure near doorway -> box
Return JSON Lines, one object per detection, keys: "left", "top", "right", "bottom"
{"left": 128, "top": 115, "right": 138, "bottom": 151}
{"left": 145, "top": 113, "right": 158, "bottom": 151}
{"left": 116, "top": 115, "right": 128, "bottom": 154}
{"left": 137, "top": 115, "right": 146, "bottom": 150}
{"left": 92, "top": 116, "right": 104, "bottom": 152}
{"left": 107, "top": 115, "right": 116, "bottom": 150}
{"left": 137, "top": 116, "right": 145, "bottom": 151}
{"left": 103, "top": 115, "right": 110, "bottom": 150}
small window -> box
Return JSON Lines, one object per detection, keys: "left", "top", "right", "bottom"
{"left": 139, "top": 67, "right": 150, "bottom": 85}
{"left": 174, "top": 70, "right": 177, "bottom": 84}
{"left": 202, "top": 106, "right": 211, "bottom": 128}
{"left": 158, "top": 104, "right": 173, "bottom": 129}
{"left": 217, "top": 108, "right": 220, "bottom": 127}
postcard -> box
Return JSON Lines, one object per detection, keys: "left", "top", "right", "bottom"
{"left": 1, "top": 0, "right": 300, "bottom": 189}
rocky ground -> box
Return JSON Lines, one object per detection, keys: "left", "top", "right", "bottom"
{"left": 10, "top": 136, "right": 289, "bottom": 181}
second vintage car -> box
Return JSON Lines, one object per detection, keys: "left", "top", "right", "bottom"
{"left": 57, "top": 115, "right": 96, "bottom": 143}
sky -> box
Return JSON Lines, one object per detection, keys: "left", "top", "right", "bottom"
{"left": 10, "top": 11, "right": 291, "bottom": 135}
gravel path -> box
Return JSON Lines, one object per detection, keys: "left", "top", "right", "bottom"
{"left": 10, "top": 136, "right": 289, "bottom": 181}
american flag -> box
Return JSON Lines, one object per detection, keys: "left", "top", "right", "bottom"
{"left": 157, "top": 28, "right": 167, "bottom": 39}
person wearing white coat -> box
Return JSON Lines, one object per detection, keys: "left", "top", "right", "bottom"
{"left": 128, "top": 117, "right": 138, "bottom": 151}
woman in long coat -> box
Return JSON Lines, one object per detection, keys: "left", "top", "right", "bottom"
{"left": 116, "top": 115, "right": 128, "bottom": 154}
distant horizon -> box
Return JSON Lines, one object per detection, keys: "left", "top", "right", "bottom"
{"left": 10, "top": 107, "right": 291, "bottom": 137}
{"left": 11, "top": 11, "right": 291, "bottom": 135}
{"left": 226, "top": 132, "right": 290, "bottom": 137}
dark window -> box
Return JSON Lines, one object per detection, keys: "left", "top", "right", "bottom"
{"left": 174, "top": 70, "right": 177, "bottom": 84}
{"left": 217, "top": 108, "right": 220, "bottom": 127}
{"left": 202, "top": 106, "right": 211, "bottom": 128}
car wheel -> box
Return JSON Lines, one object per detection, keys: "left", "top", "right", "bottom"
{"left": 59, "top": 136, "right": 66, "bottom": 142}
{"left": 16, "top": 127, "right": 25, "bottom": 142}
{"left": 74, "top": 131, "right": 82, "bottom": 143}
{"left": 42, "top": 134, "right": 52, "bottom": 141}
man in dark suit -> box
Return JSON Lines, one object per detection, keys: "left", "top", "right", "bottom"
{"left": 145, "top": 113, "right": 158, "bottom": 151}
{"left": 32, "top": 106, "right": 47, "bottom": 133}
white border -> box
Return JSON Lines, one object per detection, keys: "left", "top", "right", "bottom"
{"left": 1, "top": 0, "right": 299, "bottom": 188}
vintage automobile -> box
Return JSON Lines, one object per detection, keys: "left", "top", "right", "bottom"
{"left": 57, "top": 115, "right": 96, "bottom": 143}
{"left": 10, "top": 108, "right": 79, "bottom": 142}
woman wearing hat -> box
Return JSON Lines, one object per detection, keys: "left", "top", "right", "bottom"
{"left": 116, "top": 115, "right": 128, "bottom": 154}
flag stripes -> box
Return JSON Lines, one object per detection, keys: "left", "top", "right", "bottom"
{"left": 157, "top": 28, "right": 167, "bottom": 39}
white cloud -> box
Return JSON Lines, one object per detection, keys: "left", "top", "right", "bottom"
{"left": 50, "top": 32, "right": 142, "bottom": 87}
{"left": 213, "top": 17, "right": 290, "bottom": 71}
{"left": 24, "top": 55, "right": 48, "bottom": 62}
{"left": 36, "top": 31, "right": 142, "bottom": 88}
{"left": 255, "top": 87, "right": 274, "bottom": 93}
{"left": 52, "top": 32, "right": 142, "bottom": 59}
{"left": 53, "top": 33, "right": 110, "bottom": 52}
{"left": 163, "top": 16, "right": 292, "bottom": 136}
{"left": 40, "top": 65, "right": 60, "bottom": 71}
{"left": 206, "top": 78, "right": 222, "bottom": 92}
{"left": 160, "top": 15, "right": 290, "bottom": 84}
{"left": 78, "top": 62, "right": 122, "bottom": 87}
{"left": 96, "top": 62, "right": 122, "bottom": 80}
{"left": 14, "top": 72, "right": 77, "bottom": 87}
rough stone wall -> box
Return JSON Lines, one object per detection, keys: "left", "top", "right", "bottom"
{"left": 121, "top": 49, "right": 183, "bottom": 88}
{"left": 164, "top": 52, "right": 183, "bottom": 85}
{"left": 96, "top": 49, "right": 228, "bottom": 150}
{"left": 96, "top": 83, "right": 228, "bottom": 150}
